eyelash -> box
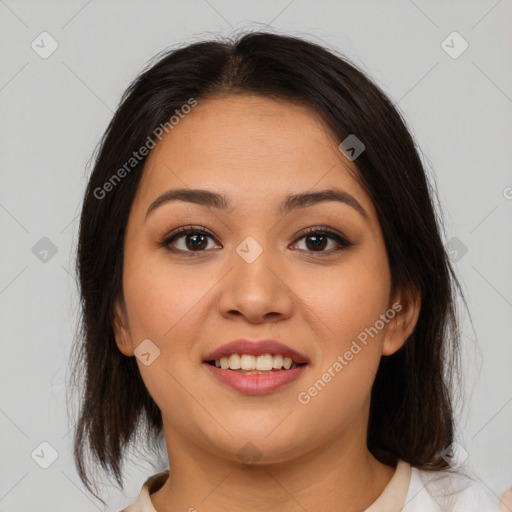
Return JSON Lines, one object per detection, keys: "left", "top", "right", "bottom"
{"left": 160, "top": 225, "right": 353, "bottom": 256}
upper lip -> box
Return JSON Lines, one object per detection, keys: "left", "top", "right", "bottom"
{"left": 203, "top": 339, "right": 310, "bottom": 365}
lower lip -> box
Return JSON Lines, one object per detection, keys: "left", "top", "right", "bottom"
{"left": 203, "top": 363, "right": 307, "bottom": 395}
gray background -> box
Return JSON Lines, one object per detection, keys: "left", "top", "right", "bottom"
{"left": 1, "top": 0, "right": 511, "bottom": 510}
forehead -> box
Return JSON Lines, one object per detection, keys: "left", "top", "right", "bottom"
{"left": 133, "top": 95, "right": 374, "bottom": 220}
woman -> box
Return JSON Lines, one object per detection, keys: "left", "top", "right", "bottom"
{"left": 68, "top": 31, "right": 503, "bottom": 511}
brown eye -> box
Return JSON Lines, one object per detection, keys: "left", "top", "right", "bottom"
{"left": 161, "top": 225, "right": 352, "bottom": 256}
{"left": 292, "top": 227, "right": 352, "bottom": 254}
{"left": 162, "top": 226, "right": 219, "bottom": 253}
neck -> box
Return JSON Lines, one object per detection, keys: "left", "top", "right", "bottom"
{"left": 150, "top": 416, "right": 396, "bottom": 512}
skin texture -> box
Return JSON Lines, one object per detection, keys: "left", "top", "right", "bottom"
{"left": 112, "top": 95, "right": 421, "bottom": 512}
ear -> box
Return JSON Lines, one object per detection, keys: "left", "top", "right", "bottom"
{"left": 382, "top": 283, "right": 421, "bottom": 356}
{"left": 112, "top": 295, "right": 134, "bottom": 357}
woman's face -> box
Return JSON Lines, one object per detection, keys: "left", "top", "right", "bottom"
{"left": 113, "top": 95, "right": 417, "bottom": 464}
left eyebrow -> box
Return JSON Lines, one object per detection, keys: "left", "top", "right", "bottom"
{"left": 145, "top": 187, "right": 368, "bottom": 221}
{"left": 280, "top": 189, "right": 368, "bottom": 220}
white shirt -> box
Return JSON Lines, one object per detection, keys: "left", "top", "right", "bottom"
{"left": 120, "top": 459, "right": 504, "bottom": 511}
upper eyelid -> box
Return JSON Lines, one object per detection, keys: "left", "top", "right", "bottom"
{"left": 164, "top": 225, "right": 347, "bottom": 240}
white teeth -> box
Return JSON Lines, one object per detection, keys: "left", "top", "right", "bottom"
{"left": 212, "top": 353, "right": 301, "bottom": 371}
{"left": 228, "top": 353, "right": 241, "bottom": 369}
{"left": 256, "top": 354, "right": 274, "bottom": 371}
{"left": 240, "top": 354, "right": 256, "bottom": 370}
{"left": 272, "top": 354, "right": 283, "bottom": 369}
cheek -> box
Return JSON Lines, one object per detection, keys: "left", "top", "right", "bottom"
{"left": 121, "top": 253, "right": 211, "bottom": 410}
{"left": 122, "top": 249, "right": 214, "bottom": 343}
{"left": 295, "top": 269, "right": 389, "bottom": 424}
{"left": 300, "top": 256, "right": 390, "bottom": 342}
{"left": 297, "top": 249, "right": 391, "bottom": 411}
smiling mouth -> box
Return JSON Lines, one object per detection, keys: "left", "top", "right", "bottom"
{"left": 206, "top": 353, "right": 307, "bottom": 374}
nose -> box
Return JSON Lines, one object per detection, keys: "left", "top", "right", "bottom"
{"left": 216, "top": 239, "right": 294, "bottom": 324}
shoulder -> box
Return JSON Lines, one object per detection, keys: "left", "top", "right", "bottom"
{"left": 403, "top": 465, "right": 501, "bottom": 511}
{"left": 119, "top": 469, "right": 170, "bottom": 512}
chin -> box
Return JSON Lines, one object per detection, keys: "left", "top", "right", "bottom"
{"left": 198, "top": 425, "right": 308, "bottom": 466}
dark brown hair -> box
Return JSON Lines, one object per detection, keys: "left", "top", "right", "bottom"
{"left": 68, "top": 29, "right": 464, "bottom": 504}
